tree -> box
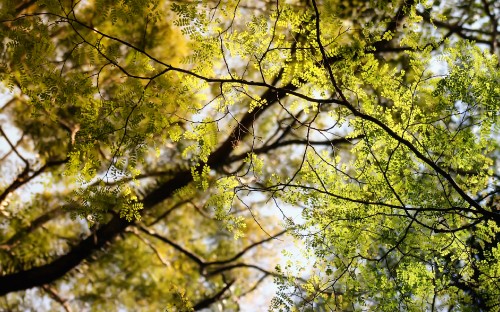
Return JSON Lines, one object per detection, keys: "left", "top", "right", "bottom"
{"left": 0, "top": 0, "right": 499, "bottom": 311}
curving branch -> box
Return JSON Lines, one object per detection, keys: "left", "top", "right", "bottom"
{"left": 311, "top": 0, "right": 499, "bottom": 224}
{"left": 0, "top": 157, "right": 68, "bottom": 205}
{"left": 0, "top": 214, "right": 132, "bottom": 295}
{"left": 1, "top": 1, "right": 495, "bottom": 304}
{"left": 125, "top": 228, "right": 170, "bottom": 267}
{"left": 137, "top": 223, "right": 287, "bottom": 271}
{"left": 0, "top": 125, "right": 29, "bottom": 168}
{"left": 193, "top": 280, "right": 235, "bottom": 311}
{"left": 0, "top": 60, "right": 286, "bottom": 295}
{"left": 206, "top": 263, "right": 285, "bottom": 279}
{"left": 204, "top": 230, "right": 287, "bottom": 266}
{"left": 136, "top": 224, "right": 205, "bottom": 267}
{"left": 229, "top": 136, "right": 364, "bottom": 163}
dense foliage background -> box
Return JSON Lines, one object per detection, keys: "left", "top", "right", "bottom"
{"left": 0, "top": 0, "right": 499, "bottom": 311}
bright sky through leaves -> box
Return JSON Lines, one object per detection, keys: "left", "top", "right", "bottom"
{"left": 0, "top": 0, "right": 499, "bottom": 311}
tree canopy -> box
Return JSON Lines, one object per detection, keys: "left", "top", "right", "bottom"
{"left": 0, "top": 0, "right": 499, "bottom": 311}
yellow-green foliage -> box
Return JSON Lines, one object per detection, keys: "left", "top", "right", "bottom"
{"left": 1, "top": 0, "right": 500, "bottom": 311}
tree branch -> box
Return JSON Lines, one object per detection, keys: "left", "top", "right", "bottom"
{"left": 205, "top": 230, "right": 287, "bottom": 266}
{"left": 193, "top": 280, "right": 235, "bottom": 311}
{"left": 41, "top": 284, "right": 72, "bottom": 312}
{"left": 125, "top": 228, "right": 170, "bottom": 267}
{"left": 0, "top": 72, "right": 281, "bottom": 294}
{"left": 229, "top": 136, "right": 363, "bottom": 162}
{"left": 0, "top": 158, "right": 68, "bottom": 205}
{"left": 136, "top": 224, "right": 205, "bottom": 267}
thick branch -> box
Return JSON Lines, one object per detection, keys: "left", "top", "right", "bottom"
{"left": 0, "top": 215, "right": 131, "bottom": 295}
{"left": 0, "top": 74, "right": 284, "bottom": 296}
